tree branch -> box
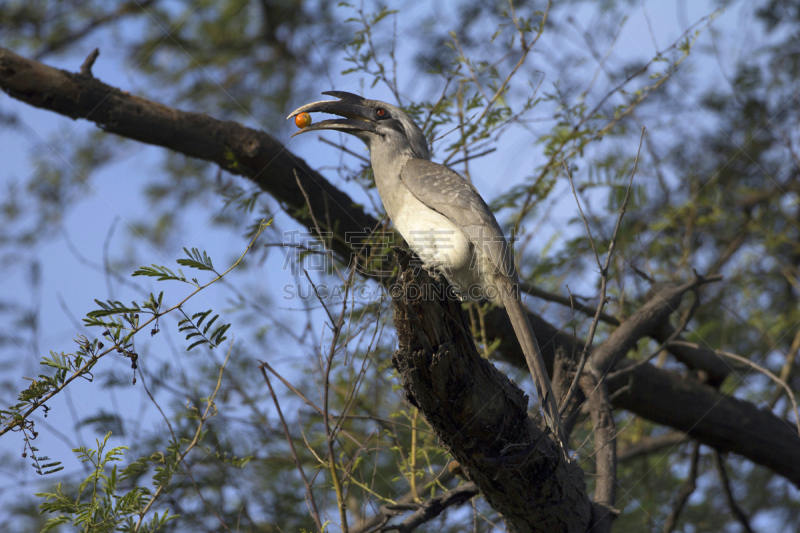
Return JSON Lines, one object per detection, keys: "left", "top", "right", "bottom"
{"left": 0, "top": 46, "right": 380, "bottom": 269}
{"left": 667, "top": 340, "right": 800, "bottom": 435}
{"left": 561, "top": 134, "right": 644, "bottom": 533}
{"left": 390, "top": 252, "right": 591, "bottom": 532}
{"left": 519, "top": 280, "right": 737, "bottom": 386}
{"left": 590, "top": 274, "right": 722, "bottom": 377}
{"left": 368, "top": 482, "right": 479, "bottom": 533}
{"left": 79, "top": 48, "right": 100, "bottom": 77}
{"left": 353, "top": 471, "right": 456, "bottom": 533}
{"left": 487, "top": 282, "right": 800, "bottom": 487}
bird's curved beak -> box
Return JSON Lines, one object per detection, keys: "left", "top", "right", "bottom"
{"left": 287, "top": 91, "right": 378, "bottom": 137}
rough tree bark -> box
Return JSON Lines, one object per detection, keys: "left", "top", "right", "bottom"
{"left": 390, "top": 253, "right": 592, "bottom": 532}
{"left": 2, "top": 47, "right": 799, "bottom": 488}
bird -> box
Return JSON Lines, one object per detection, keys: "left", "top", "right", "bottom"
{"left": 288, "top": 91, "right": 564, "bottom": 445}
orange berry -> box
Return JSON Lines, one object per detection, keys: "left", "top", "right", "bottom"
{"left": 295, "top": 112, "right": 312, "bottom": 129}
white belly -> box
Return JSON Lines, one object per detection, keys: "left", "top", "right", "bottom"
{"left": 391, "top": 192, "right": 478, "bottom": 293}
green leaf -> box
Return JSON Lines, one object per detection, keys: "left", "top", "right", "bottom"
{"left": 187, "top": 340, "right": 208, "bottom": 351}
{"left": 176, "top": 247, "right": 215, "bottom": 272}
{"left": 132, "top": 265, "right": 187, "bottom": 283}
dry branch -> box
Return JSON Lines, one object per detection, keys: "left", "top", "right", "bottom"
{"left": 365, "top": 482, "right": 479, "bottom": 533}
{"left": 0, "top": 46, "right": 380, "bottom": 267}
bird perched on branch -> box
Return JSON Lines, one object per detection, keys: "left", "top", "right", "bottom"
{"left": 288, "top": 91, "right": 564, "bottom": 445}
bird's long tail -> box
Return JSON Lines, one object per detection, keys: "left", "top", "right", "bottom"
{"left": 500, "top": 278, "right": 566, "bottom": 446}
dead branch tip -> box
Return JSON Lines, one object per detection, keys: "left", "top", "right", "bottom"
{"left": 79, "top": 48, "right": 100, "bottom": 77}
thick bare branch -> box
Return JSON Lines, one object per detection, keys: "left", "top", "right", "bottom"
{"left": 667, "top": 340, "right": 800, "bottom": 435}
{"left": 580, "top": 372, "right": 618, "bottom": 533}
{"left": 519, "top": 280, "right": 736, "bottom": 385}
{"left": 607, "top": 360, "right": 800, "bottom": 486}
{"left": 0, "top": 46, "right": 380, "bottom": 268}
{"left": 651, "top": 321, "right": 736, "bottom": 386}
{"left": 590, "top": 275, "right": 722, "bottom": 377}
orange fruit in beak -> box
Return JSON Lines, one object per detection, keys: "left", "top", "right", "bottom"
{"left": 295, "top": 112, "right": 312, "bottom": 129}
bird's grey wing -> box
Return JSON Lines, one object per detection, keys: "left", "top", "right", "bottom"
{"left": 401, "top": 162, "right": 563, "bottom": 442}
{"left": 400, "top": 158, "right": 515, "bottom": 278}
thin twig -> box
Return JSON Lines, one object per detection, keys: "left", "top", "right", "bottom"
{"left": 520, "top": 281, "right": 620, "bottom": 326}
{"left": 369, "top": 482, "right": 479, "bottom": 533}
{"left": 462, "top": 2, "right": 551, "bottom": 131}
{"left": 606, "top": 383, "right": 631, "bottom": 403}
{"left": 442, "top": 2, "right": 552, "bottom": 166}
{"left": 134, "top": 340, "right": 235, "bottom": 532}
{"left": 770, "top": 329, "right": 800, "bottom": 408}
{"left": 617, "top": 431, "right": 688, "bottom": 463}
{"left": 662, "top": 441, "right": 700, "bottom": 533}
{"left": 318, "top": 257, "right": 352, "bottom": 532}
{"left": 259, "top": 364, "right": 323, "bottom": 531}
{"left": 1, "top": 220, "right": 270, "bottom": 438}
{"left": 558, "top": 129, "right": 645, "bottom": 416}
{"left": 319, "top": 137, "right": 370, "bottom": 164}
{"left": 359, "top": 5, "right": 401, "bottom": 105}
{"left": 420, "top": 64, "right": 462, "bottom": 135}
{"left": 354, "top": 470, "right": 456, "bottom": 533}
{"left": 448, "top": 148, "right": 497, "bottom": 167}
{"left": 409, "top": 408, "right": 421, "bottom": 503}
{"left": 563, "top": 161, "right": 602, "bottom": 269}
{"left": 713, "top": 451, "right": 755, "bottom": 533}
{"left": 33, "top": 1, "right": 157, "bottom": 60}
{"left": 512, "top": 12, "right": 717, "bottom": 233}
{"left": 430, "top": 112, "right": 477, "bottom": 145}
{"left": 558, "top": 285, "right": 582, "bottom": 420}
{"left": 303, "top": 268, "right": 336, "bottom": 326}
{"left": 294, "top": 168, "right": 345, "bottom": 282}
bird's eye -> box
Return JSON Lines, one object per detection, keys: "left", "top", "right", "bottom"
{"left": 376, "top": 108, "right": 388, "bottom": 118}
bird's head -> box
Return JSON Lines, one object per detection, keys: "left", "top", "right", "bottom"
{"left": 287, "top": 91, "right": 430, "bottom": 160}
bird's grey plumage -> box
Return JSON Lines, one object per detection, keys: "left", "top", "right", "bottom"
{"left": 400, "top": 159, "right": 515, "bottom": 284}
{"left": 288, "top": 92, "right": 565, "bottom": 446}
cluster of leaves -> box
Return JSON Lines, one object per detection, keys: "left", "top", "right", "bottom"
{"left": 0, "top": 233, "right": 267, "bottom": 528}
{"left": 36, "top": 433, "right": 175, "bottom": 533}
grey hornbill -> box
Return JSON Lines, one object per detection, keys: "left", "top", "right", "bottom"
{"left": 288, "top": 91, "right": 565, "bottom": 445}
